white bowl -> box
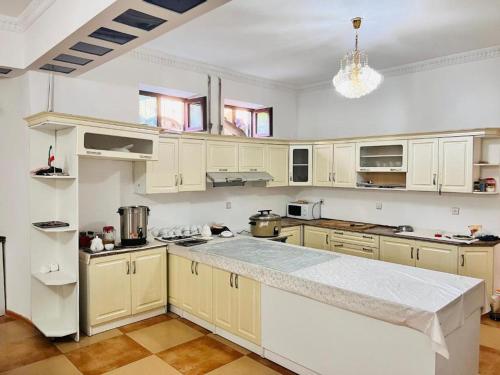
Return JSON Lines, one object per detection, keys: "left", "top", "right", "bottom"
{"left": 104, "top": 243, "right": 115, "bottom": 251}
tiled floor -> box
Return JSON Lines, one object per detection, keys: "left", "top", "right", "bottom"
{"left": 1, "top": 313, "right": 500, "bottom": 374}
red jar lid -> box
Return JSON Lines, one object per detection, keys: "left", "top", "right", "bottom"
{"left": 103, "top": 226, "right": 115, "bottom": 232}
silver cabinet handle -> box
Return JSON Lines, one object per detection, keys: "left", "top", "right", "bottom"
{"left": 334, "top": 231, "right": 343, "bottom": 235}
{"left": 325, "top": 234, "right": 329, "bottom": 245}
{"left": 289, "top": 176, "right": 292, "bottom": 181}
{"left": 191, "top": 261, "right": 194, "bottom": 274}
{"left": 86, "top": 150, "right": 102, "bottom": 156}
{"left": 132, "top": 260, "right": 136, "bottom": 274}
{"left": 362, "top": 247, "right": 372, "bottom": 252}
{"left": 139, "top": 155, "right": 151, "bottom": 159}
{"left": 359, "top": 168, "right": 368, "bottom": 171}
{"left": 362, "top": 235, "right": 372, "bottom": 239}
{"left": 195, "top": 262, "right": 199, "bottom": 275}
{"left": 461, "top": 254, "right": 465, "bottom": 267}
{"left": 410, "top": 247, "right": 414, "bottom": 259}
{"left": 416, "top": 248, "right": 420, "bottom": 261}
{"left": 235, "top": 274, "right": 239, "bottom": 289}
{"left": 230, "top": 273, "right": 234, "bottom": 287}
{"left": 334, "top": 243, "right": 343, "bottom": 248}
{"left": 175, "top": 175, "right": 178, "bottom": 186}
{"left": 250, "top": 168, "right": 258, "bottom": 172}
{"left": 432, "top": 173, "right": 437, "bottom": 186}
{"left": 126, "top": 261, "right": 130, "bottom": 275}
{"left": 439, "top": 184, "right": 442, "bottom": 195}
{"left": 332, "top": 172, "right": 336, "bottom": 182}
{"left": 219, "top": 168, "right": 228, "bottom": 172}
{"left": 389, "top": 168, "right": 399, "bottom": 172}
{"left": 179, "top": 174, "right": 183, "bottom": 185}
{"left": 328, "top": 172, "right": 332, "bottom": 182}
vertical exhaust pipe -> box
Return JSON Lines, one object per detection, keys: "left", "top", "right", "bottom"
{"left": 218, "top": 77, "right": 222, "bottom": 134}
{"left": 207, "top": 74, "right": 212, "bottom": 133}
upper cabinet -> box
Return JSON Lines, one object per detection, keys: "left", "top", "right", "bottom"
{"left": 313, "top": 144, "right": 333, "bottom": 187}
{"left": 438, "top": 136, "right": 473, "bottom": 193}
{"left": 239, "top": 143, "right": 266, "bottom": 172}
{"left": 179, "top": 139, "right": 206, "bottom": 192}
{"left": 407, "top": 139, "right": 439, "bottom": 192}
{"left": 333, "top": 143, "right": 356, "bottom": 188}
{"left": 78, "top": 125, "right": 158, "bottom": 161}
{"left": 290, "top": 145, "right": 313, "bottom": 186}
{"left": 207, "top": 141, "right": 238, "bottom": 172}
{"left": 266, "top": 145, "right": 289, "bottom": 187}
{"left": 356, "top": 140, "right": 407, "bottom": 172}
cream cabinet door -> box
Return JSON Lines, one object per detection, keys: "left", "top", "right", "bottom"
{"left": 213, "top": 268, "right": 235, "bottom": 332}
{"left": 414, "top": 241, "right": 457, "bottom": 274}
{"left": 331, "top": 242, "right": 379, "bottom": 260}
{"left": 289, "top": 145, "right": 313, "bottom": 186}
{"left": 145, "top": 139, "right": 179, "bottom": 194}
{"left": 303, "top": 226, "right": 330, "bottom": 250}
{"left": 313, "top": 145, "right": 333, "bottom": 187}
{"left": 168, "top": 254, "right": 182, "bottom": 308}
{"left": 179, "top": 139, "right": 206, "bottom": 192}
{"left": 194, "top": 262, "right": 213, "bottom": 323}
{"left": 281, "top": 226, "right": 302, "bottom": 246}
{"left": 459, "top": 247, "right": 494, "bottom": 296}
{"left": 379, "top": 236, "right": 415, "bottom": 266}
{"left": 131, "top": 248, "right": 166, "bottom": 314}
{"left": 233, "top": 274, "right": 261, "bottom": 345}
{"left": 266, "top": 145, "right": 289, "bottom": 187}
{"left": 239, "top": 143, "right": 266, "bottom": 172}
{"left": 438, "top": 136, "right": 473, "bottom": 193}
{"left": 89, "top": 254, "right": 131, "bottom": 326}
{"left": 207, "top": 141, "right": 238, "bottom": 172}
{"left": 179, "top": 257, "right": 196, "bottom": 315}
{"left": 407, "top": 139, "right": 438, "bottom": 192}
{"left": 333, "top": 143, "right": 356, "bottom": 188}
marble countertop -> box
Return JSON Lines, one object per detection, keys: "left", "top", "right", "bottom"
{"left": 79, "top": 240, "right": 166, "bottom": 263}
{"left": 168, "top": 235, "right": 486, "bottom": 358}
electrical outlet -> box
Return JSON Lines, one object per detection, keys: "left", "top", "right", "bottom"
{"left": 451, "top": 207, "right": 460, "bottom": 215}
{"left": 319, "top": 199, "right": 325, "bottom": 205}
{"left": 376, "top": 202, "right": 383, "bottom": 210}
{"left": 225, "top": 201, "right": 232, "bottom": 209}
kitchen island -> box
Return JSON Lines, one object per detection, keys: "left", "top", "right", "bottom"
{"left": 168, "top": 236, "right": 486, "bottom": 375}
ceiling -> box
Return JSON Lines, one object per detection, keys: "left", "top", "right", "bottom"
{"left": 145, "top": 0, "right": 500, "bottom": 86}
{"left": 0, "top": 0, "right": 33, "bottom": 17}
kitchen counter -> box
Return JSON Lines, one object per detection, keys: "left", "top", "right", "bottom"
{"left": 281, "top": 217, "right": 500, "bottom": 247}
{"left": 79, "top": 240, "right": 166, "bottom": 263}
{"left": 168, "top": 235, "right": 486, "bottom": 358}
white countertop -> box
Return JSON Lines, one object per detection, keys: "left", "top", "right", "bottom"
{"left": 168, "top": 235, "right": 487, "bottom": 359}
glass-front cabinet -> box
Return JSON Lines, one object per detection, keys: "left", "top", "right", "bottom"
{"left": 356, "top": 140, "right": 407, "bottom": 172}
{"left": 289, "top": 145, "right": 312, "bottom": 185}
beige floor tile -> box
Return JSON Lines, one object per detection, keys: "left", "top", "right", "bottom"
{"left": 481, "top": 324, "right": 500, "bottom": 351}
{"left": 126, "top": 320, "right": 203, "bottom": 353}
{"left": 0, "top": 320, "right": 40, "bottom": 346}
{"left": 207, "top": 356, "right": 281, "bottom": 375}
{"left": 103, "top": 355, "right": 181, "bottom": 375}
{"left": 480, "top": 346, "right": 500, "bottom": 375}
{"left": 119, "top": 315, "right": 171, "bottom": 334}
{"left": 4, "top": 355, "right": 82, "bottom": 375}
{"left": 207, "top": 334, "right": 251, "bottom": 355}
{"left": 55, "top": 329, "right": 123, "bottom": 353}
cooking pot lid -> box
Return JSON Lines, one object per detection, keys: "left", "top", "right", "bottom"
{"left": 249, "top": 209, "right": 281, "bottom": 221}
{"left": 117, "top": 205, "right": 150, "bottom": 214}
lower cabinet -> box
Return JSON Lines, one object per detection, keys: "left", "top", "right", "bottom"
{"left": 281, "top": 226, "right": 302, "bottom": 246}
{"left": 82, "top": 248, "right": 166, "bottom": 329}
{"left": 380, "top": 236, "right": 458, "bottom": 274}
{"left": 169, "top": 254, "right": 213, "bottom": 323}
{"left": 458, "top": 247, "right": 494, "bottom": 296}
{"left": 331, "top": 242, "right": 379, "bottom": 259}
{"left": 303, "top": 226, "right": 330, "bottom": 250}
{"left": 213, "top": 268, "right": 261, "bottom": 345}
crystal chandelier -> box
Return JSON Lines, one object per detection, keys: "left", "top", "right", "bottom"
{"left": 332, "top": 17, "right": 382, "bottom": 99}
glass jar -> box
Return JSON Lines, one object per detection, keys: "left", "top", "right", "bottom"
{"left": 102, "top": 226, "right": 116, "bottom": 245}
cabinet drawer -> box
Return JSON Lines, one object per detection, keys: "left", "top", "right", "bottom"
{"left": 331, "top": 230, "right": 379, "bottom": 248}
{"left": 331, "top": 242, "right": 379, "bottom": 260}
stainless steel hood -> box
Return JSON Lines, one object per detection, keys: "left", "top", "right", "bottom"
{"left": 206, "top": 172, "right": 273, "bottom": 187}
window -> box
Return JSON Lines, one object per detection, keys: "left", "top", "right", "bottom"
{"left": 223, "top": 105, "right": 273, "bottom": 138}
{"left": 139, "top": 90, "right": 207, "bottom": 132}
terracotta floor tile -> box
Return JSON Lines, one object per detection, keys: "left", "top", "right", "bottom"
{"left": 206, "top": 356, "right": 281, "bottom": 375}
{"left": 479, "top": 346, "right": 500, "bottom": 375}
{"left": 0, "top": 335, "right": 60, "bottom": 372}
{"left": 207, "top": 334, "right": 251, "bottom": 355}
{"left": 119, "top": 314, "right": 172, "bottom": 334}
{"left": 55, "top": 329, "right": 123, "bottom": 353}
{"left": 247, "top": 353, "right": 296, "bottom": 375}
{"left": 0, "top": 320, "right": 40, "bottom": 346}
{"left": 126, "top": 319, "right": 203, "bottom": 353}
{"left": 0, "top": 315, "right": 15, "bottom": 325}
{"left": 481, "top": 324, "right": 500, "bottom": 351}
{"left": 178, "top": 318, "right": 211, "bottom": 335}
{"left": 65, "top": 335, "right": 150, "bottom": 375}
{"left": 482, "top": 315, "right": 500, "bottom": 329}
{"left": 4, "top": 354, "right": 82, "bottom": 375}
{"left": 157, "top": 336, "right": 243, "bottom": 375}
{"left": 103, "top": 355, "right": 181, "bottom": 375}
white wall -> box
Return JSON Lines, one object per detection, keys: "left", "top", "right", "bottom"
{"left": 0, "top": 51, "right": 298, "bottom": 318}
{"left": 295, "top": 57, "right": 500, "bottom": 234}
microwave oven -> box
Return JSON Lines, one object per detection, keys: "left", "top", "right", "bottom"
{"left": 286, "top": 201, "right": 317, "bottom": 220}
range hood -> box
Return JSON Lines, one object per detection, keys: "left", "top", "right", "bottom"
{"left": 206, "top": 172, "right": 273, "bottom": 187}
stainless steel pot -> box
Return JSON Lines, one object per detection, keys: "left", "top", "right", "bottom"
{"left": 249, "top": 210, "right": 282, "bottom": 237}
{"left": 117, "top": 206, "right": 150, "bottom": 246}
{"left": 396, "top": 225, "right": 414, "bottom": 232}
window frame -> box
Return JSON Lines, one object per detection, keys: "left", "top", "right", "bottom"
{"left": 139, "top": 90, "right": 207, "bottom": 132}
{"left": 223, "top": 104, "right": 273, "bottom": 138}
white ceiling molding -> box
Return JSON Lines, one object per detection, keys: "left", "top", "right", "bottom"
{"left": 129, "top": 47, "right": 300, "bottom": 92}
{"left": 0, "top": 0, "right": 55, "bottom": 33}
{"left": 300, "top": 45, "right": 500, "bottom": 93}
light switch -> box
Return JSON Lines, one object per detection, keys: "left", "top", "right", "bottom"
{"left": 226, "top": 202, "right": 232, "bottom": 209}
{"left": 376, "top": 202, "right": 382, "bottom": 210}
{"left": 451, "top": 207, "right": 460, "bottom": 215}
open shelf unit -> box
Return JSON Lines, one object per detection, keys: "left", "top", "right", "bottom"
{"left": 473, "top": 137, "right": 500, "bottom": 194}
{"left": 29, "top": 121, "right": 79, "bottom": 341}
